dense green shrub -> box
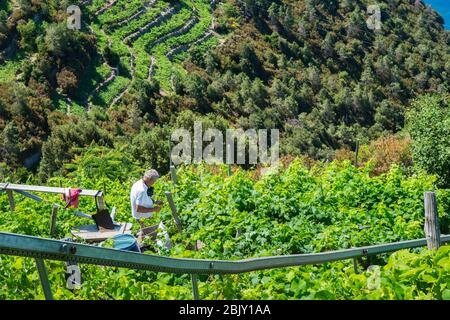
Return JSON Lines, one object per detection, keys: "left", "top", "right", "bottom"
{"left": 406, "top": 95, "right": 450, "bottom": 188}
{"left": 38, "top": 120, "right": 113, "bottom": 181}
{"left": 1, "top": 158, "right": 449, "bottom": 299}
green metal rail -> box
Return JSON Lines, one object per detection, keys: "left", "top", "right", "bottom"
{"left": 1, "top": 231, "right": 449, "bottom": 299}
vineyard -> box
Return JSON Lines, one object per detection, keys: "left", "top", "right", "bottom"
{"left": 1, "top": 155, "right": 450, "bottom": 300}
{"left": 75, "top": 0, "right": 219, "bottom": 108}
{"left": 0, "top": 0, "right": 219, "bottom": 110}
{"left": 0, "top": 0, "right": 449, "bottom": 302}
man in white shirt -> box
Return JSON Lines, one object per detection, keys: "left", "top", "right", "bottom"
{"left": 130, "top": 169, "right": 163, "bottom": 227}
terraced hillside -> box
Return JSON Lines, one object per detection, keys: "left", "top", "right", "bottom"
{"left": 78, "top": 0, "right": 219, "bottom": 108}
{"left": 1, "top": 0, "right": 448, "bottom": 179}
{"left": 0, "top": 0, "right": 219, "bottom": 109}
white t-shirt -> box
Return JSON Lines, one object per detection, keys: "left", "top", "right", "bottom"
{"left": 130, "top": 179, "right": 154, "bottom": 220}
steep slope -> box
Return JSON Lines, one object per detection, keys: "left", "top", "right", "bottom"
{"left": 0, "top": 0, "right": 448, "bottom": 178}
{"left": 168, "top": 0, "right": 449, "bottom": 159}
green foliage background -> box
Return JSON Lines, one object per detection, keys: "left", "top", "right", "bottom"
{"left": 0, "top": 0, "right": 449, "bottom": 177}
{"left": 1, "top": 156, "right": 449, "bottom": 299}
{"left": 406, "top": 94, "right": 450, "bottom": 188}
{"left": 0, "top": 0, "right": 449, "bottom": 301}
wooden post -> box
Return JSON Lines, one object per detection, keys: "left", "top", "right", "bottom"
{"left": 354, "top": 140, "right": 359, "bottom": 167}
{"left": 424, "top": 192, "right": 440, "bottom": 250}
{"left": 168, "top": 137, "right": 172, "bottom": 166}
{"left": 191, "top": 238, "right": 200, "bottom": 300}
{"left": 353, "top": 258, "right": 359, "bottom": 274}
{"left": 170, "top": 165, "right": 178, "bottom": 185}
{"left": 165, "top": 191, "right": 182, "bottom": 232}
{"left": 227, "top": 164, "right": 232, "bottom": 177}
{"left": 110, "top": 207, "right": 117, "bottom": 222}
{"left": 191, "top": 274, "right": 200, "bottom": 300}
{"left": 97, "top": 195, "right": 105, "bottom": 211}
{"left": 35, "top": 258, "right": 53, "bottom": 300}
{"left": 50, "top": 205, "right": 58, "bottom": 236}
{"left": 7, "top": 190, "right": 15, "bottom": 212}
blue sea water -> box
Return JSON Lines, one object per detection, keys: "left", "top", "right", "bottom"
{"left": 424, "top": 0, "right": 450, "bottom": 29}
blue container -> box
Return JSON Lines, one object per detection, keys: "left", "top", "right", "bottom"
{"left": 112, "top": 234, "right": 140, "bottom": 253}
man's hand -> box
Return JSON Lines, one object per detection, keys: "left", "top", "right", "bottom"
{"left": 155, "top": 200, "right": 163, "bottom": 206}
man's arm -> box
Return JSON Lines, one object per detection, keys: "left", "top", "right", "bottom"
{"left": 136, "top": 205, "right": 161, "bottom": 213}
{"left": 134, "top": 190, "right": 161, "bottom": 214}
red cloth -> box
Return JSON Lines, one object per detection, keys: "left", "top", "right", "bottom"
{"left": 62, "top": 188, "right": 82, "bottom": 208}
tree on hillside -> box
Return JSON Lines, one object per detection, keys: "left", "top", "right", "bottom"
{"left": 0, "top": 10, "right": 8, "bottom": 48}
{"left": 239, "top": 43, "right": 264, "bottom": 79}
{"left": 56, "top": 68, "right": 78, "bottom": 96}
{"left": 44, "top": 23, "right": 70, "bottom": 57}
{"left": 406, "top": 95, "right": 450, "bottom": 188}
{"left": 0, "top": 122, "right": 21, "bottom": 168}
{"left": 38, "top": 120, "right": 113, "bottom": 181}
{"left": 129, "top": 125, "right": 171, "bottom": 175}
{"left": 17, "top": 18, "right": 37, "bottom": 51}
